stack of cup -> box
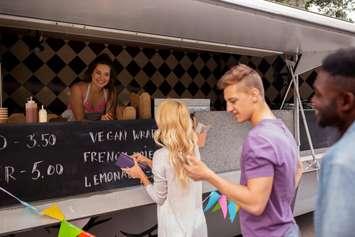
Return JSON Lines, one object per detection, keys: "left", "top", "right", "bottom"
{"left": 0, "top": 107, "right": 8, "bottom": 124}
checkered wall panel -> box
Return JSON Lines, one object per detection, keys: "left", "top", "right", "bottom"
{"left": 1, "top": 28, "right": 316, "bottom": 114}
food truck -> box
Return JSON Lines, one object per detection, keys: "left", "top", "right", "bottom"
{"left": 1, "top": 0, "right": 355, "bottom": 236}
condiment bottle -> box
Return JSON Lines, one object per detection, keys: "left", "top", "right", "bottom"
{"left": 25, "top": 97, "right": 38, "bottom": 123}
{"left": 39, "top": 105, "right": 47, "bottom": 123}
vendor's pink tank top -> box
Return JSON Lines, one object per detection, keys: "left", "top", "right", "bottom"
{"left": 82, "top": 84, "right": 108, "bottom": 113}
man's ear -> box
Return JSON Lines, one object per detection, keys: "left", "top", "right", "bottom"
{"left": 250, "top": 88, "right": 260, "bottom": 102}
{"left": 338, "top": 92, "right": 355, "bottom": 113}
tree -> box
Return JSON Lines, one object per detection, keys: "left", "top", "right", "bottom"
{"left": 270, "top": 0, "right": 354, "bottom": 22}
{"left": 305, "top": 0, "right": 354, "bottom": 22}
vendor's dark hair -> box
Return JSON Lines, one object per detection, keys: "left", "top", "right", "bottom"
{"left": 84, "top": 53, "right": 118, "bottom": 116}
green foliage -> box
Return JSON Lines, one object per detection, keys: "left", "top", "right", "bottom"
{"left": 305, "top": 0, "right": 354, "bottom": 22}
{"left": 270, "top": 0, "right": 354, "bottom": 22}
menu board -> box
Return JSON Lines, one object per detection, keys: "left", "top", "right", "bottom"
{"left": 0, "top": 120, "right": 157, "bottom": 207}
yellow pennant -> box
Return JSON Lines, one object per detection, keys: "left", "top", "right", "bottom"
{"left": 41, "top": 203, "right": 65, "bottom": 221}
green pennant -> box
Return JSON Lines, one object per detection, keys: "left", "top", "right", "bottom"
{"left": 58, "top": 220, "right": 82, "bottom": 237}
{"left": 212, "top": 202, "right": 221, "bottom": 213}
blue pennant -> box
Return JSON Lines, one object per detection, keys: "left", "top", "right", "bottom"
{"left": 228, "top": 201, "right": 238, "bottom": 223}
{"left": 204, "top": 191, "right": 221, "bottom": 212}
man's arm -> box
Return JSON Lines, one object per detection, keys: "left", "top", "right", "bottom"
{"left": 185, "top": 156, "right": 273, "bottom": 216}
{"left": 207, "top": 170, "right": 273, "bottom": 215}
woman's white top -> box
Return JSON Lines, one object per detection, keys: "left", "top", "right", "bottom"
{"left": 145, "top": 147, "right": 208, "bottom": 237}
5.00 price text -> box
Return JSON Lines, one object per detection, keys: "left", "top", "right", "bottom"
{"left": 2, "top": 161, "right": 64, "bottom": 184}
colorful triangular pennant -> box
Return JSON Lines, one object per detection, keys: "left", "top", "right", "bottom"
{"left": 41, "top": 203, "right": 65, "bottom": 221}
{"left": 218, "top": 195, "right": 228, "bottom": 219}
{"left": 212, "top": 202, "right": 221, "bottom": 213}
{"left": 204, "top": 191, "right": 221, "bottom": 212}
{"left": 228, "top": 201, "right": 238, "bottom": 223}
{"left": 58, "top": 220, "right": 82, "bottom": 237}
{"left": 1, "top": 186, "right": 95, "bottom": 237}
{"left": 203, "top": 191, "right": 239, "bottom": 223}
{"left": 78, "top": 231, "right": 96, "bottom": 237}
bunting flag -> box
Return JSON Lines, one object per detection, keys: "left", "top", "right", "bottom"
{"left": 58, "top": 220, "right": 82, "bottom": 237}
{"left": 78, "top": 231, "right": 96, "bottom": 237}
{"left": 0, "top": 186, "right": 95, "bottom": 237}
{"left": 218, "top": 195, "right": 228, "bottom": 219}
{"left": 211, "top": 202, "right": 221, "bottom": 213}
{"left": 41, "top": 203, "right": 65, "bottom": 221}
{"left": 228, "top": 201, "right": 238, "bottom": 223}
{"left": 203, "top": 191, "right": 239, "bottom": 223}
{"left": 0, "top": 186, "right": 40, "bottom": 214}
{"left": 203, "top": 191, "right": 221, "bottom": 212}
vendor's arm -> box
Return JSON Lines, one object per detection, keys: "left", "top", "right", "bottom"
{"left": 185, "top": 157, "right": 272, "bottom": 216}
{"left": 70, "top": 83, "right": 85, "bottom": 121}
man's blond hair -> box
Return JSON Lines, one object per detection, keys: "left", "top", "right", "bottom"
{"left": 217, "top": 64, "right": 265, "bottom": 98}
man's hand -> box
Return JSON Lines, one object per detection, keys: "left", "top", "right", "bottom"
{"left": 184, "top": 155, "right": 214, "bottom": 181}
{"left": 295, "top": 159, "right": 303, "bottom": 187}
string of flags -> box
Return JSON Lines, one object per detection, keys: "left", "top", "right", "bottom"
{"left": 203, "top": 191, "right": 239, "bottom": 223}
{"left": 1, "top": 186, "right": 239, "bottom": 235}
{"left": 0, "top": 187, "right": 95, "bottom": 237}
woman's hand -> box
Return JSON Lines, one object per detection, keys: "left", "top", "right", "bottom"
{"left": 132, "top": 153, "right": 152, "bottom": 168}
{"left": 101, "top": 112, "right": 113, "bottom": 120}
{"left": 122, "top": 159, "right": 145, "bottom": 180}
{"left": 122, "top": 159, "right": 151, "bottom": 186}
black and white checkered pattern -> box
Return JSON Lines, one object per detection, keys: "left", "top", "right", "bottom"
{"left": 1, "top": 27, "right": 316, "bottom": 114}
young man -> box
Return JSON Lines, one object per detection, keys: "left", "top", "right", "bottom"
{"left": 184, "top": 64, "right": 300, "bottom": 237}
{"left": 312, "top": 48, "right": 355, "bottom": 237}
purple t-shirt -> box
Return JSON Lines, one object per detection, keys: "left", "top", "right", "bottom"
{"left": 239, "top": 119, "right": 297, "bottom": 237}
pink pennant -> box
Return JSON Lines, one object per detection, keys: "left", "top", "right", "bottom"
{"left": 218, "top": 195, "right": 228, "bottom": 219}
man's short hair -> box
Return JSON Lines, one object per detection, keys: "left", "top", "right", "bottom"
{"left": 217, "top": 64, "right": 265, "bottom": 98}
{"left": 321, "top": 48, "right": 355, "bottom": 94}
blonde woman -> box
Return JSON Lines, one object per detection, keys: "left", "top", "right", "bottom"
{"left": 123, "top": 100, "right": 207, "bottom": 237}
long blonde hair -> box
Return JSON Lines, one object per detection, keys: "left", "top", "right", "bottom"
{"left": 154, "top": 100, "right": 197, "bottom": 187}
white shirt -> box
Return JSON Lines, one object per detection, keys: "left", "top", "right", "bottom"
{"left": 145, "top": 147, "right": 208, "bottom": 237}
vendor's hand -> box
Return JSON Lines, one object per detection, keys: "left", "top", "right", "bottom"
{"left": 101, "top": 112, "right": 113, "bottom": 120}
{"left": 122, "top": 159, "right": 145, "bottom": 179}
{"left": 184, "top": 155, "right": 213, "bottom": 181}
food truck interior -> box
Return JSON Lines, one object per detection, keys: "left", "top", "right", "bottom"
{"left": 0, "top": 0, "right": 354, "bottom": 236}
